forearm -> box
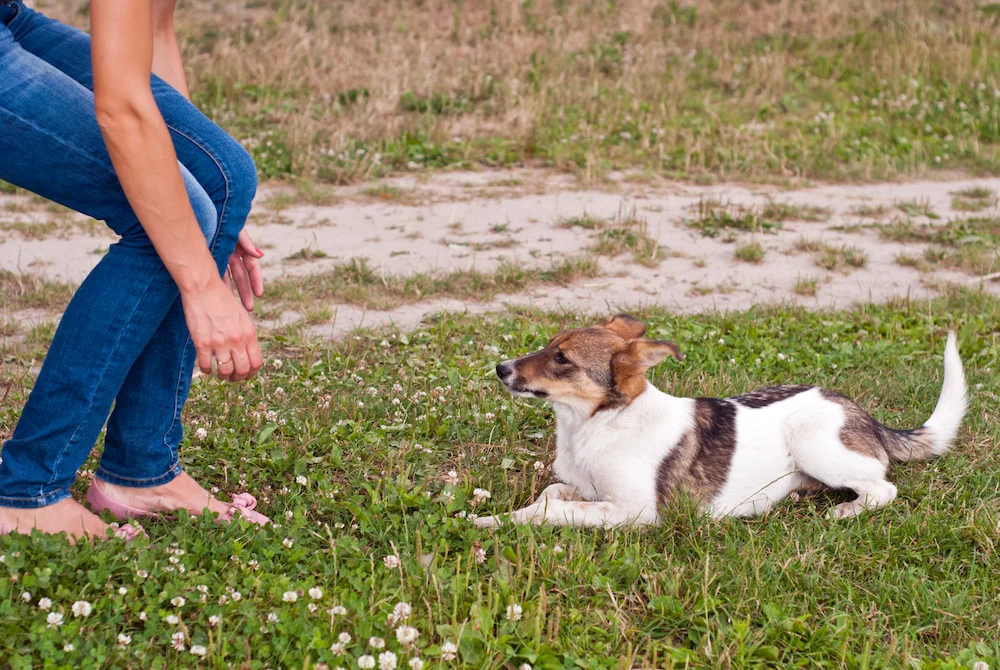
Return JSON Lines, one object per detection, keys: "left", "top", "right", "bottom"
{"left": 152, "top": 31, "right": 189, "bottom": 99}
{"left": 96, "top": 98, "right": 217, "bottom": 293}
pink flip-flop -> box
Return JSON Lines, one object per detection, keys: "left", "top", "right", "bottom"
{"left": 86, "top": 479, "right": 270, "bottom": 527}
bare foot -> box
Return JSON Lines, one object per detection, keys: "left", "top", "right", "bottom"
{"left": 98, "top": 472, "right": 234, "bottom": 519}
{"left": 0, "top": 498, "right": 110, "bottom": 543}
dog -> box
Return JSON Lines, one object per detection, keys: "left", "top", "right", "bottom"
{"left": 474, "top": 314, "right": 966, "bottom": 529}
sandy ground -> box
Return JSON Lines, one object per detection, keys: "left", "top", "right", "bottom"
{"left": 2, "top": 170, "right": 998, "bottom": 338}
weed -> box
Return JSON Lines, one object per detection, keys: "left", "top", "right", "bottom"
{"left": 734, "top": 241, "right": 766, "bottom": 263}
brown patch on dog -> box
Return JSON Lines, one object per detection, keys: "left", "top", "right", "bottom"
{"left": 819, "top": 389, "right": 935, "bottom": 464}
{"left": 603, "top": 339, "right": 684, "bottom": 411}
{"left": 656, "top": 398, "right": 737, "bottom": 505}
{"left": 602, "top": 313, "right": 647, "bottom": 340}
{"left": 732, "top": 385, "right": 812, "bottom": 408}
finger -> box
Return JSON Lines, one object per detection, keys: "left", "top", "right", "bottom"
{"left": 247, "top": 336, "right": 264, "bottom": 375}
{"left": 230, "top": 347, "right": 252, "bottom": 382}
{"left": 230, "top": 258, "right": 255, "bottom": 311}
{"left": 244, "top": 255, "right": 264, "bottom": 298}
{"left": 225, "top": 265, "right": 235, "bottom": 292}
{"left": 216, "top": 355, "right": 236, "bottom": 381}
{"left": 197, "top": 346, "right": 214, "bottom": 375}
{"left": 238, "top": 230, "right": 264, "bottom": 258}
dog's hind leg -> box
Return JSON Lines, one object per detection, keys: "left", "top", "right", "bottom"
{"left": 789, "top": 430, "right": 896, "bottom": 519}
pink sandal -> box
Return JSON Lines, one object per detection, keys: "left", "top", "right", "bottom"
{"left": 86, "top": 479, "right": 270, "bottom": 527}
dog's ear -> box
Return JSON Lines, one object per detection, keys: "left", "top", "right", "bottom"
{"left": 613, "top": 339, "right": 684, "bottom": 371}
{"left": 602, "top": 314, "right": 647, "bottom": 339}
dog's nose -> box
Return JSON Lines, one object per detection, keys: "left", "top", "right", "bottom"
{"left": 496, "top": 362, "right": 511, "bottom": 379}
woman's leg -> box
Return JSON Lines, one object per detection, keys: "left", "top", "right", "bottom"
{"left": 0, "top": 12, "right": 225, "bottom": 535}
{"left": 7, "top": 5, "right": 258, "bottom": 507}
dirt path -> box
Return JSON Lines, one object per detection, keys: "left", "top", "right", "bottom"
{"left": 2, "top": 170, "right": 998, "bottom": 338}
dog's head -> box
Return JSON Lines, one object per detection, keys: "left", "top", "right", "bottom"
{"left": 495, "top": 314, "right": 683, "bottom": 414}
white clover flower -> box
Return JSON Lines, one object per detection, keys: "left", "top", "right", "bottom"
{"left": 409, "top": 659, "right": 424, "bottom": 670}
{"left": 296, "top": 475, "right": 307, "bottom": 485}
{"left": 395, "top": 625, "right": 418, "bottom": 646}
{"left": 118, "top": 633, "right": 132, "bottom": 647}
{"left": 196, "top": 427, "right": 208, "bottom": 440}
{"left": 553, "top": 545, "right": 564, "bottom": 554}
{"left": 266, "top": 613, "right": 279, "bottom": 623}
{"left": 533, "top": 461, "right": 545, "bottom": 471}
{"left": 379, "top": 651, "right": 398, "bottom": 670}
{"left": 282, "top": 538, "right": 294, "bottom": 548}
{"left": 172, "top": 631, "right": 186, "bottom": 651}
{"left": 308, "top": 587, "right": 323, "bottom": 600}
{"left": 171, "top": 596, "right": 186, "bottom": 608}
{"left": 166, "top": 615, "right": 180, "bottom": 625}
{"left": 443, "top": 470, "right": 459, "bottom": 486}
{"left": 136, "top": 569, "right": 149, "bottom": 579}
{"left": 38, "top": 598, "right": 52, "bottom": 611}
{"left": 71, "top": 601, "right": 92, "bottom": 617}
{"left": 119, "top": 587, "right": 128, "bottom": 596}
{"left": 209, "top": 615, "right": 221, "bottom": 627}
{"left": 471, "top": 488, "right": 491, "bottom": 506}
{"left": 382, "top": 555, "right": 400, "bottom": 570}
{"left": 519, "top": 664, "right": 533, "bottom": 670}
{"left": 358, "top": 655, "right": 376, "bottom": 669}
{"left": 139, "top": 611, "right": 147, "bottom": 621}
{"left": 330, "top": 642, "right": 344, "bottom": 655}
{"left": 330, "top": 606, "right": 348, "bottom": 617}
{"left": 369, "top": 637, "right": 385, "bottom": 649}
{"left": 473, "top": 546, "right": 487, "bottom": 564}
{"left": 21, "top": 592, "right": 31, "bottom": 602}
{"left": 46, "top": 612, "right": 64, "bottom": 628}
{"left": 190, "top": 644, "right": 207, "bottom": 657}
{"left": 272, "top": 358, "right": 283, "bottom": 369}
{"left": 387, "top": 602, "right": 411, "bottom": 625}
{"left": 506, "top": 604, "right": 523, "bottom": 622}
{"left": 441, "top": 641, "right": 458, "bottom": 661}
{"left": 63, "top": 644, "right": 74, "bottom": 652}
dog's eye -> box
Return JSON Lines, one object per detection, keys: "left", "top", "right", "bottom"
{"left": 553, "top": 352, "right": 570, "bottom": 365}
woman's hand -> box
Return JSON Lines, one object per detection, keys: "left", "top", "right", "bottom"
{"left": 182, "top": 278, "right": 263, "bottom": 382}
{"left": 227, "top": 230, "right": 264, "bottom": 311}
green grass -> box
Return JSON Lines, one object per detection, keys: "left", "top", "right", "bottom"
{"left": 733, "top": 240, "right": 766, "bottom": 264}
{"left": 263, "top": 257, "right": 601, "bottom": 312}
{"left": 2, "top": 291, "right": 1000, "bottom": 667}
{"left": 686, "top": 200, "right": 781, "bottom": 238}
{"left": 877, "top": 217, "right": 1000, "bottom": 275}
{"left": 33, "top": 0, "right": 1000, "bottom": 185}
{"left": 793, "top": 276, "right": 820, "bottom": 296}
{"left": 587, "top": 210, "right": 665, "bottom": 267}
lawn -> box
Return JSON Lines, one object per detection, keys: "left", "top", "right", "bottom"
{"left": 15, "top": 0, "right": 1000, "bottom": 186}
{"left": 2, "top": 289, "right": 999, "bottom": 668}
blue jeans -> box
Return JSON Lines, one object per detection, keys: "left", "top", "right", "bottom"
{"left": 0, "top": 1, "right": 257, "bottom": 508}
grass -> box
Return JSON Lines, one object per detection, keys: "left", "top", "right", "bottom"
{"left": 0, "top": 270, "right": 74, "bottom": 312}
{"left": 31, "top": 1, "right": 1000, "bottom": 185}
{"left": 263, "top": 257, "right": 601, "bottom": 312}
{"left": 686, "top": 199, "right": 780, "bottom": 238}
{"left": 554, "top": 213, "right": 606, "bottom": 231}
{"left": 284, "top": 247, "right": 330, "bottom": 263}
{"left": 3, "top": 291, "right": 1000, "bottom": 667}
{"left": 793, "top": 276, "right": 819, "bottom": 296}
{"left": 951, "top": 187, "right": 997, "bottom": 213}
{"left": 896, "top": 199, "right": 940, "bottom": 220}
{"left": 587, "top": 209, "right": 665, "bottom": 267}
{"left": 877, "top": 217, "right": 1000, "bottom": 275}
{"left": 733, "top": 240, "right": 766, "bottom": 264}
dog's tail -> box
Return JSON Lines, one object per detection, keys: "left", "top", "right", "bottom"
{"left": 884, "top": 331, "right": 967, "bottom": 463}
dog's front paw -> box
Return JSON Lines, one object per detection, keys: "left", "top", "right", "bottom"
{"left": 473, "top": 514, "right": 502, "bottom": 529}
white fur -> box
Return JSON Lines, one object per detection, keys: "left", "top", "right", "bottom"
{"left": 476, "top": 333, "right": 966, "bottom": 529}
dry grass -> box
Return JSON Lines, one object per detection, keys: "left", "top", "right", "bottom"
{"left": 31, "top": 0, "right": 1000, "bottom": 185}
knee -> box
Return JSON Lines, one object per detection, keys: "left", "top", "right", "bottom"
{"left": 217, "top": 138, "right": 258, "bottom": 223}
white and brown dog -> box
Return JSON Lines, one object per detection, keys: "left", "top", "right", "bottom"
{"left": 474, "top": 315, "right": 966, "bottom": 529}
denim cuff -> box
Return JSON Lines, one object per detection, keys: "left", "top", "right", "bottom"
{"left": 95, "top": 461, "right": 183, "bottom": 488}
{"left": 0, "top": 487, "right": 73, "bottom": 510}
